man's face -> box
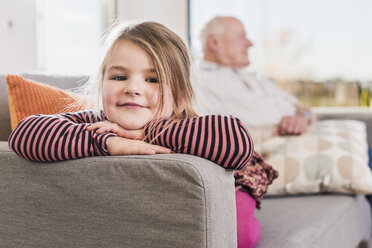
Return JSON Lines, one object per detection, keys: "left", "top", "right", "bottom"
{"left": 216, "top": 18, "right": 253, "bottom": 68}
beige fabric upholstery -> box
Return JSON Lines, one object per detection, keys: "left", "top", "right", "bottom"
{"left": 0, "top": 145, "right": 237, "bottom": 248}
{"left": 256, "top": 194, "right": 371, "bottom": 248}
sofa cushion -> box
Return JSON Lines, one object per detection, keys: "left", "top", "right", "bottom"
{"left": 6, "top": 75, "right": 87, "bottom": 130}
{"left": 315, "top": 107, "right": 372, "bottom": 146}
{"left": 256, "top": 194, "right": 371, "bottom": 248}
{"left": 256, "top": 120, "right": 372, "bottom": 195}
{"left": 0, "top": 74, "right": 88, "bottom": 141}
{"left": 20, "top": 73, "right": 88, "bottom": 90}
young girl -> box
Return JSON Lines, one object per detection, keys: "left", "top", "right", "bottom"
{"left": 8, "top": 21, "right": 276, "bottom": 248}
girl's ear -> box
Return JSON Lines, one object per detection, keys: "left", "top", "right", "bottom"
{"left": 179, "top": 99, "right": 186, "bottom": 112}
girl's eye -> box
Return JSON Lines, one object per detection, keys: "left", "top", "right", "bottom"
{"left": 146, "top": 77, "right": 158, "bottom": 83}
{"left": 111, "top": 75, "right": 127, "bottom": 81}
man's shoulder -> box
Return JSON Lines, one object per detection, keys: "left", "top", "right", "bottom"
{"left": 196, "top": 61, "right": 236, "bottom": 82}
{"left": 241, "top": 70, "right": 274, "bottom": 83}
{"left": 198, "top": 60, "right": 228, "bottom": 71}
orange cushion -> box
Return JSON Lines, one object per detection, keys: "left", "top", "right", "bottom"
{"left": 6, "top": 75, "right": 87, "bottom": 130}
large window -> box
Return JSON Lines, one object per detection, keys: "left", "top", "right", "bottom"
{"left": 36, "top": 0, "right": 113, "bottom": 75}
{"left": 189, "top": 0, "right": 372, "bottom": 106}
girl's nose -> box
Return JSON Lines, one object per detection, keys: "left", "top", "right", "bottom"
{"left": 124, "top": 79, "right": 142, "bottom": 96}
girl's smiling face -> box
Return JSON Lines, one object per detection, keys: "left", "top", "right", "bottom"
{"left": 102, "top": 40, "right": 174, "bottom": 130}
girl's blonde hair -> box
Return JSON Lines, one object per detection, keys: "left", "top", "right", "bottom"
{"left": 82, "top": 21, "right": 197, "bottom": 120}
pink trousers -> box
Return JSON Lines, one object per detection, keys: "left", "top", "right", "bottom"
{"left": 236, "top": 190, "right": 261, "bottom": 248}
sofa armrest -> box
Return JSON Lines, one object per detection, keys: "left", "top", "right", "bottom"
{"left": 314, "top": 107, "right": 372, "bottom": 146}
{"left": 0, "top": 142, "right": 236, "bottom": 248}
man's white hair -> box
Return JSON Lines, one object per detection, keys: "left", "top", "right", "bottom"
{"left": 200, "top": 16, "right": 227, "bottom": 52}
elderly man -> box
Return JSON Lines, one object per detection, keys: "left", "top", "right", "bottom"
{"left": 195, "top": 16, "right": 316, "bottom": 136}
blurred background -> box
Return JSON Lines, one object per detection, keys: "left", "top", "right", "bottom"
{"left": 0, "top": 0, "right": 371, "bottom": 107}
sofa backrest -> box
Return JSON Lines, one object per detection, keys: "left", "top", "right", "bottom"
{"left": 0, "top": 74, "right": 89, "bottom": 141}
{"left": 0, "top": 75, "right": 11, "bottom": 142}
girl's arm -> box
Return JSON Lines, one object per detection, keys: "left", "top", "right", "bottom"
{"left": 144, "top": 115, "right": 254, "bottom": 170}
{"left": 8, "top": 111, "right": 115, "bottom": 162}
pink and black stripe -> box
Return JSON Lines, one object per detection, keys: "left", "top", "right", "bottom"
{"left": 8, "top": 111, "right": 114, "bottom": 162}
{"left": 145, "top": 115, "right": 254, "bottom": 170}
{"left": 9, "top": 111, "right": 254, "bottom": 169}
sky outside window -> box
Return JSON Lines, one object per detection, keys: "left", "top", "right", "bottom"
{"left": 36, "top": 0, "right": 103, "bottom": 75}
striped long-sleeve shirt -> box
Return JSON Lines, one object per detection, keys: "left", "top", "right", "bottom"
{"left": 8, "top": 110, "right": 254, "bottom": 170}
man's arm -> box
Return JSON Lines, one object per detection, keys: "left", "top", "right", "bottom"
{"left": 295, "top": 104, "right": 317, "bottom": 124}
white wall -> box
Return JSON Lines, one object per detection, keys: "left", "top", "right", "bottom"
{"left": 0, "top": 0, "right": 189, "bottom": 74}
{"left": 0, "top": 0, "right": 37, "bottom": 74}
{"left": 116, "top": 0, "right": 189, "bottom": 43}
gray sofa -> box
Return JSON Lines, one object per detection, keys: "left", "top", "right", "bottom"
{"left": 0, "top": 74, "right": 371, "bottom": 248}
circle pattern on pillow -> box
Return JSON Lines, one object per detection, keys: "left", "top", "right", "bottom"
{"left": 337, "top": 155, "right": 365, "bottom": 180}
{"left": 260, "top": 120, "right": 372, "bottom": 195}
{"left": 303, "top": 137, "right": 332, "bottom": 151}
{"left": 337, "top": 142, "right": 351, "bottom": 152}
{"left": 304, "top": 154, "right": 333, "bottom": 181}
{"left": 285, "top": 157, "right": 300, "bottom": 182}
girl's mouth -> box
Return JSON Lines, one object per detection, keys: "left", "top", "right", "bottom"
{"left": 118, "top": 102, "right": 145, "bottom": 108}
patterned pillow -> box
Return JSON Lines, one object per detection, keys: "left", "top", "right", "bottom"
{"left": 255, "top": 120, "right": 372, "bottom": 195}
{"left": 6, "top": 75, "right": 87, "bottom": 130}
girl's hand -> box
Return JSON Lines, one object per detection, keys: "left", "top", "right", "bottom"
{"left": 86, "top": 121, "right": 143, "bottom": 140}
{"left": 106, "top": 136, "right": 171, "bottom": 155}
